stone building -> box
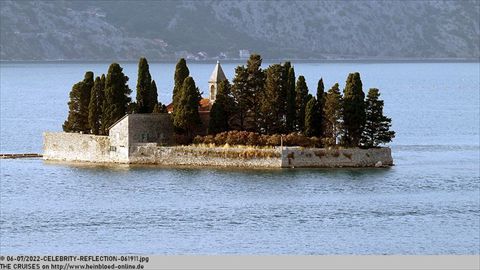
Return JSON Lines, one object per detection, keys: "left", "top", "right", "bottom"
{"left": 208, "top": 60, "right": 227, "bottom": 103}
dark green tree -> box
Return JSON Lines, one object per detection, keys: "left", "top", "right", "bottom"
{"left": 342, "top": 72, "right": 366, "bottom": 147}
{"left": 88, "top": 74, "right": 105, "bottom": 135}
{"left": 295, "top": 75, "right": 309, "bottom": 132}
{"left": 246, "top": 54, "right": 265, "bottom": 132}
{"left": 135, "top": 57, "right": 152, "bottom": 113}
{"left": 360, "top": 88, "right": 395, "bottom": 147}
{"left": 101, "top": 63, "right": 131, "bottom": 134}
{"left": 323, "top": 83, "right": 343, "bottom": 146}
{"left": 231, "top": 65, "right": 249, "bottom": 130}
{"left": 316, "top": 78, "right": 325, "bottom": 138}
{"left": 153, "top": 103, "right": 167, "bottom": 113}
{"left": 285, "top": 66, "right": 296, "bottom": 133}
{"left": 149, "top": 79, "right": 159, "bottom": 113}
{"left": 172, "top": 58, "right": 190, "bottom": 118}
{"left": 208, "top": 80, "right": 234, "bottom": 134}
{"left": 63, "top": 71, "right": 94, "bottom": 133}
{"left": 173, "top": 76, "right": 201, "bottom": 137}
{"left": 260, "top": 64, "right": 285, "bottom": 134}
{"left": 304, "top": 96, "right": 321, "bottom": 137}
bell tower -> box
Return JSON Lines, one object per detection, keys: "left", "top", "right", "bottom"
{"left": 208, "top": 60, "right": 227, "bottom": 103}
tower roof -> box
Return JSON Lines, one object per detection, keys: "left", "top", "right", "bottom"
{"left": 208, "top": 60, "right": 227, "bottom": 83}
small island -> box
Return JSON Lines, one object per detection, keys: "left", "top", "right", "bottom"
{"left": 43, "top": 54, "right": 395, "bottom": 168}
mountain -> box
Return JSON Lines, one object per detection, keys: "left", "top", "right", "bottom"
{"left": 1, "top": 0, "right": 479, "bottom": 61}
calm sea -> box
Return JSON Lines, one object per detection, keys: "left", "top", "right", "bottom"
{"left": 0, "top": 62, "right": 479, "bottom": 254}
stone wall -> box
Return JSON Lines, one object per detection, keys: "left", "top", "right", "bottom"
{"left": 43, "top": 132, "right": 113, "bottom": 163}
{"left": 44, "top": 132, "right": 393, "bottom": 168}
{"left": 129, "top": 145, "right": 282, "bottom": 168}
{"left": 281, "top": 147, "right": 393, "bottom": 168}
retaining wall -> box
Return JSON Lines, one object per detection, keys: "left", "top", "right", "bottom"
{"left": 44, "top": 133, "right": 393, "bottom": 168}
{"left": 43, "top": 132, "right": 113, "bottom": 163}
{"left": 130, "top": 145, "right": 282, "bottom": 168}
{"left": 281, "top": 147, "right": 393, "bottom": 168}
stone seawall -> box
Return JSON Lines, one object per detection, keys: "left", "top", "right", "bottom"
{"left": 130, "top": 145, "right": 282, "bottom": 168}
{"left": 44, "top": 133, "right": 393, "bottom": 168}
{"left": 43, "top": 132, "right": 111, "bottom": 163}
{"left": 281, "top": 147, "right": 393, "bottom": 168}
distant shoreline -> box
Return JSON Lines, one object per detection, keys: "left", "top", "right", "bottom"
{"left": 1, "top": 58, "right": 479, "bottom": 64}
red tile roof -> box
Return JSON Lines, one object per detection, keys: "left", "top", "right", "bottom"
{"left": 166, "top": 98, "right": 211, "bottom": 113}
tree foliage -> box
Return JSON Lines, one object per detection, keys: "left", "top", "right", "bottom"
{"left": 285, "top": 65, "right": 296, "bottom": 133}
{"left": 135, "top": 57, "right": 153, "bottom": 113}
{"left": 246, "top": 54, "right": 265, "bottom": 132}
{"left": 323, "top": 83, "right": 343, "bottom": 146}
{"left": 101, "top": 63, "right": 131, "bottom": 134}
{"left": 295, "top": 75, "right": 309, "bottom": 132}
{"left": 342, "top": 72, "right": 365, "bottom": 147}
{"left": 172, "top": 58, "right": 190, "bottom": 118}
{"left": 63, "top": 71, "right": 94, "bottom": 133}
{"left": 208, "top": 80, "right": 234, "bottom": 134}
{"left": 361, "top": 88, "right": 395, "bottom": 147}
{"left": 88, "top": 74, "right": 105, "bottom": 135}
{"left": 304, "top": 96, "right": 321, "bottom": 137}
{"left": 231, "top": 65, "right": 249, "bottom": 130}
{"left": 173, "top": 76, "right": 201, "bottom": 137}
{"left": 260, "top": 64, "right": 286, "bottom": 134}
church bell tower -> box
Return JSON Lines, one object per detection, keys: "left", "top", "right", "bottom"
{"left": 208, "top": 60, "right": 227, "bottom": 103}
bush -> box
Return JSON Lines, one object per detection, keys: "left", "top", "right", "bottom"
{"left": 191, "top": 131, "right": 323, "bottom": 148}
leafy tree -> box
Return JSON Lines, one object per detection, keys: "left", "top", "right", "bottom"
{"left": 208, "top": 80, "right": 234, "bottom": 134}
{"left": 231, "top": 65, "right": 249, "bottom": 130}
{"left": 285, "top": 65, "right": 296, "bottom": 133}
{"left": 361, "top": 88, "right": 395, "bottom": 147}
{"left": 260, "top": 64, "right": 286, "bottom": 134}
{"left": 304, "top": 96, "right": 321, "bottom": 137}
{"left": 295, "top": 75, "right": 309, "bottom": 132}
{"left": 88, "top": 74, "right": 105, "bottom": 135}
{"left": 323, "top": 83, "right": 343, "bottom": 146}
{"left": 135, "top": 57, "right": 152, "bottom": 113}
{"left": 63, "top": 71, "right": 94, "bottom": 133}
{"left": 172, "top": 58, "right": 190, "bottom": 118}
{"left": 101, "top": 63, "right": 131, "bottom": 134}
{"left": 342, "top": 72, "right": 366, "bottom": 147}
{"left": 173, "top": 76, "right": 201, "bottom": 137}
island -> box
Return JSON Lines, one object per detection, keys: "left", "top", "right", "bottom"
{"left": 43, "top": 54, "right": 395, "bottom": 168}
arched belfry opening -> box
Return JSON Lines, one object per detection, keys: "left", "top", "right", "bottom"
{"left": 208, "top": 60, "right": 227, "bottom": 103}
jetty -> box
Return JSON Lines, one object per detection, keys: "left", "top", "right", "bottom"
{"left": 0, "top": 153, "right": 43, "bottom": 159}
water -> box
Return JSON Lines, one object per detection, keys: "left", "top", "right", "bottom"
{"left": 0, "top": 62, "right": 479, "bottom": 254}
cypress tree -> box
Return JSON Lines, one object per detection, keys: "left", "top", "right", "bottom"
{"left": 231, "top": 65, "right": 249, "bottom": 130}
{"left": 101, "top": 63, "right": 131, "bottom": 134}
{"left": 260, "top": 64, "right": 285, "bottom": 134}
{"left": 316, "top": 78, "right": 325, "bottom": 138}
{"left": 323, "top": 83, "right": 343, "bottom": 146}
{"left": 63, "top": 71, "right": 94, "bottom": 133}
{"left": 360, "top": 88, "right": 395, "bottom": 147}
{"left": 342, "top": 72, "right": 366, "bottom": 147}
{"left": 149, "top": 79, "right": 159, "bottom": 113}
{"left": 208, "top": 80, "right": 234, "bottom": 134}
{"left": 246, "top": 54, "right": 265, "bottom": 132}
{"left": 285, "top": 66, "right": 296, "bottom": 133}
{"left": 88, "top": 75, "right": 105, "bottom": 135}
{"left": 172, "top": 58, "right": 190, "bottom": 118}
{"left": 295, "top": 75, "right": 309, "bottom": 133}
{"left": 304, "top": 96, "right": 320, "bottom": 137}
{"left": 173, "top": 76, "right": 201, "bottom": 137}
{"left": 135, "top": 57, "right": 152, "bottom": 113}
